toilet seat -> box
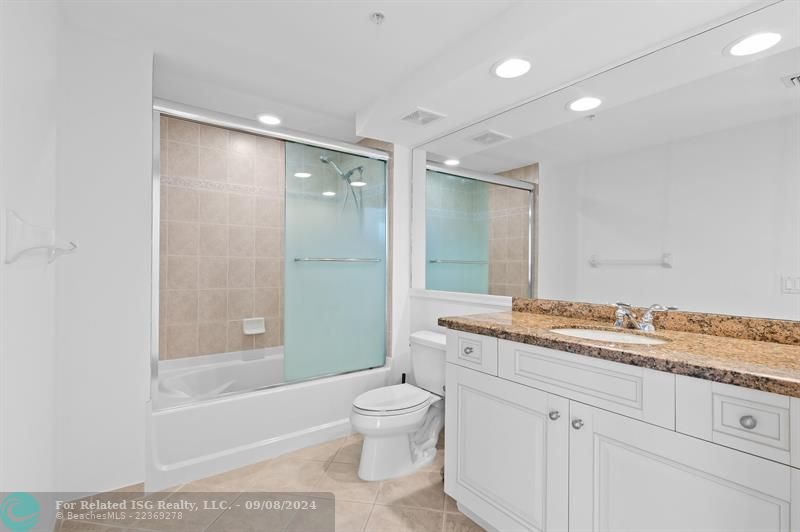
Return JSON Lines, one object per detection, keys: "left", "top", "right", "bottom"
{"left": 353, "top": 384, "right": 433, "bottom": 417}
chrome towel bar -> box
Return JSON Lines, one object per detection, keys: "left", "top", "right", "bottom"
{"left": 294, "top": 257, "right": 382, "bottom": 263}
{"left": 429, "top": 259, "right": 488, "bottom": 265}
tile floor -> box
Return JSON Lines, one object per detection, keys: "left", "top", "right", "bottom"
{"left": 57, "top": 434, "right": 485, "bottom": 532}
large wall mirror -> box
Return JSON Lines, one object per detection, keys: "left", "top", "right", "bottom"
{"left": 420, "top": 1, "right": 799, "bottom": 320}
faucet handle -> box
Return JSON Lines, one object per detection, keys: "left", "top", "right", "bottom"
{"left": 645, "top": 304, "right": 677, "bottom": 315}
{"left": 615, "top": 302, "right": 632, "bottom": 309}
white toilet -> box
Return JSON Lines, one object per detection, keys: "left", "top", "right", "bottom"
{"left": 350, "top": 330, "right": 446, "bottom": 481}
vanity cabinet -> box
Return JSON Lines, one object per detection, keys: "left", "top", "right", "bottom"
{"left": 444, "top": 336, "right": 800, "bottom": 532}
{"left": 570, "top": 401, "right": 794, "bottom": 532}
{"left": 445, "top": 364, "right": 569, "bottom": 531}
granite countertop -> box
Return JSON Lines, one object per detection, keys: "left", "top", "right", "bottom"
{"left": 439, "top": 311, "right": 800, "bottom": 397}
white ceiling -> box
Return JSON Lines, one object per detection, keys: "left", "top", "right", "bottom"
{"left": 421, "top": 0, "right": 800, "bottom": 173}
{"left": 60, "top": 0, "right": 770, "bottom": 145}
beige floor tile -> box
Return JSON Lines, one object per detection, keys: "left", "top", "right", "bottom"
{"left": 443, "top": 512, "right": 485, "bottom": 532}
{"left": 181, "top": 461, "right": 268, "bottom": 492}
{"left": 333, "top": 435, "right": 364, "bottom": 464}
{"left": 58, "top": 522, "right": 127, "bottom": 532}
{"left": 376, "top": 470, "right": 445, "bottom": 511}
{"left": 314, "top": 461, "right": 382, "bottom": 503}
{"left": 332, "top": 500, "right": 373, "bottom": 532}
{"left": 58, "top": 489, "right": 174, "bottom": 530}
{"left": 365, "top": 505, "right": 443, "bottom": 532}
{"left": 283, "top": 496, "right": 353, "bottom": 532}
{"left": 132, "top": 490, "right": 237, "bottom": 532}
{"left": 246, "top": 457, "right": 329, "bottom": 492}
{"left": 284, "top": 437, "right": 346, "bottom": 462}
{"left": 421, "top": 449, "right": 445, "bottom": 473}
{"left": 444, "top": 495, "right": 458, "bottom": 513}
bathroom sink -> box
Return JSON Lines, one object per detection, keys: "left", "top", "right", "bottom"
{"left": 549, "top": 328, "right": 667, "bottom": 345}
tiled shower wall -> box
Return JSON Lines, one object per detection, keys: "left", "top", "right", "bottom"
{"left": 488, "top": 163, "right": 539, "bottom": 297}
{"left": 159, "top": 116, "right": 284, "bottom": 360}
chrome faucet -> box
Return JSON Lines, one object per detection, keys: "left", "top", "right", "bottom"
{"left": 614, "top": 302, "right": 677, "bottom": 332}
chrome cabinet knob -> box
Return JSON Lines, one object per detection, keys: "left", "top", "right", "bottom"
{"left": 571, "top": 419, "right": 584, "bottom": 430}
{"left": 739, "top": 415, "right": 758, "bottom": 430}
{"left": 463, "top": 346, "right": 474, "bottom": 355}
{"left": 548, "top": 411, "right": 560, "bottom": 421}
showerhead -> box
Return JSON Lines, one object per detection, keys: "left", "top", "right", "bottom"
{"left": 319, "top": 155, "right": 330, "bottom": 163}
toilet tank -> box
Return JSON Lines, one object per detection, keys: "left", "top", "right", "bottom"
{"left": 410, "top": 330, "right": 447, "bottom": 396}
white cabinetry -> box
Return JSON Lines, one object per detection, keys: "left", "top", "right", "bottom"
{"left": 444, "top": 337, "right": 800, "bottom": 532}
{"left": 445, "top": 364, "right": 568, "bottom": 532}
{"left": 569, "top": 401, "right": 794, "bottom": 532}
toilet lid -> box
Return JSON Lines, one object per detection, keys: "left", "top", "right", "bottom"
{"left": 353, "top": 384, "right": 432, "bottom": 413}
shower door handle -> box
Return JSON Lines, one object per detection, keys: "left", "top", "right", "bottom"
{"left": 293, "top": 258, "right": 382, "bottom": 263}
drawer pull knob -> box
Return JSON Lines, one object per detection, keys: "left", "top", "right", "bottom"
{"left": 463, "top": 346, "right": 474, "bottom": 355}
{"left": 548, "top": 411, "right": 561, "bottom": 421}
{"left": 571, "top": 419, "right": 584, "bottom": 430}
{"left": 739, "top": 415, "right": 758, "bottom": 430}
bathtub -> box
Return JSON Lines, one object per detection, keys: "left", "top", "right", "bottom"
{"left": 146, "top": 349, "right": 389, "bottom": 491}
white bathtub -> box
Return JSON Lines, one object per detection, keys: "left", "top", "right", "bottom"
{"left": 146, "top": 350, "right": 389, "bottom": 491}
{"left": 157, "top": 348, "right": 285, "bottom": 409}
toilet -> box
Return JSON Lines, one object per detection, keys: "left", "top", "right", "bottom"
{"left": 350, "top": 330, "right": 446, "bottom": 481}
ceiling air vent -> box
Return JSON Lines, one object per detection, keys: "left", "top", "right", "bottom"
{"left": 781, "top": 73, "right": 800, "bottom": 88}
{"left": 400, "top": 107, "right": 446, "bottom": 126}
{"left": 471, "top": 130, "right": 511, "bottom": 145}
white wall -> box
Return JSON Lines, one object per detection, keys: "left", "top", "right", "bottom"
{"left": 0, "top": 0, "right": 59, "bottom": 492}
{"left": 539, "top": 114, "right": 800, "bottom": 320}
{"left": 54, "top": 26, "right": 153, "bottom": 491}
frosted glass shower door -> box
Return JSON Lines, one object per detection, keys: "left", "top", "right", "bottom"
{"left": 283, "top": 143, "right": 387, "bottom": 382}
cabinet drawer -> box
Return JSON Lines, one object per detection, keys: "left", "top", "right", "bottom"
{"left": 446, "top": 330, "right": 498, "bottom": 375}
{"left": 676, "top": 376, "right": 800, "bottom": 466}
{"left": 499, "top": 339, "right": 675, "bottom": 429}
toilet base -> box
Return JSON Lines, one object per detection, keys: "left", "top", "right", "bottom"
{"left": 356, "top": 401, "right": 443, "bottom": 481}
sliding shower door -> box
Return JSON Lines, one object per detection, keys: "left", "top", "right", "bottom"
{"left": 284, "top": 143, "right": 387, "bottom": 382}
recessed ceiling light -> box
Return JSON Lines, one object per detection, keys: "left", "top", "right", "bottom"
{"left": 492, "top": 58, "right": 531, "bottom": 79}
{"left": 322, "top": 191, "right": 336, "bottom": 196}
{"left": 727, "top": 32, "right": 781, "bottom": 56}
{"left": 350, "top": 180, "right": 367, "bottom": 187}
{"left": 257, "top": 113, "right": 282, "bottom": 126}
{"left": 444, "top": 159, "right": 460, "bottom": 166}
{"left": 568, "top": 97, "right": 602, "bottom": 112}
{"left": 294, "top": 172, "right": 312, "bottom": 178}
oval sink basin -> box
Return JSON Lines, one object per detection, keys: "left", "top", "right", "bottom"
{"left": 550, "top": 328, "right": 667, "bottom": 345}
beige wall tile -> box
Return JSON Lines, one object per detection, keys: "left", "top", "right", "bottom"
{"left": 255, "top": 259, "right": 281, "bottom": 287}
{"left": 167, "top": 256, "right": 198, "bottom": 289}
{"left": 229, "top": 131, "right": 256, "bottom": 155}
{"left": 229, "top": 226, "right": 255, "bottom": 257}
{"left": 159, "top": 222, "right": 168, "bottom": 256}
{"left": 199, "top": 257, "right": 228, "bottom": 288}
{"left": 199, "top": 224, "right": 229, "bottom": 256}
{"left": 166, "top": 323, "right": 198, "bottom": 358}
{"left": 199, "top": 147, "right": 227, "bottom": 182}
{"left": 227, "top": 321, "right": 255, "bottom": 351}
{"left": 198, "top": 124, "right": 228, "bottom": 150}
{"left": 255, "top": 156, "right": 283, "bottom": 190}
{"left": 228, "top": 258, "right": 254, "bottom": 288}
{"left": 257, "top": 137, "right": 283, "bottom": 160}
{"left": 254, "top": 288, "right": 280, "bottom": 318}
{"left": 167, "top": 186, "right": 198, "bottom": 222}
{"left": 198, "top": 190, "right": 228, "bottom": 224}
{"left": 198, "top": 322, "right": 228, "bottom": 355}
{"left": 255, "top": 196, "right": 282, "bottom": 227}
{"left": 228, "top": 151, "right": 254, "bottom": 185}
{"left": 165, "top": 290, "right": 198, "bottom": 324}
{"left": 167, "top": 141, "right": 198, "bottom": 178}
{"left": 229, "top": 194, "right": 254, "bottom": 226}
{"left": 228, "top": 289, "right": 253, "bottom": 320}
{"left": 167, "top": 222, "right": 198, "bottom": 255}
{"left": 167, "top": 117, "right": 199, "bottom": 144}
{"left": 160, "top": 184, "right": 168, "bottom": 220}
{"left": 255, "top": 228, "right": 281, "bottom": 258}
{"left": 199, "top": 290, "right": 228, "bottom": 322}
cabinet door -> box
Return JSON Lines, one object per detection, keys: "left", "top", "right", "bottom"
{"left": 569, "top": 401, "right": 794, "bottom": 532}
{"left": 445, "top": 363, "right": 568, "bottom": 532}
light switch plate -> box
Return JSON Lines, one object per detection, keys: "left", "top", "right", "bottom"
{"left": 781, "top": 276, "right": 800, "bottom": 295}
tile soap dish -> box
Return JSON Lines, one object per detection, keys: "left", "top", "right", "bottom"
{"left": 2, "top": 209, "right": 78, "bottom": 264}
{"left": 243, "top": 317, "right": 266, "bottom": 336}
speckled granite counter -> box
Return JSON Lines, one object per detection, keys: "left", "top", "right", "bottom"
{"left": 439, "top": 310, "right": 800, "bottom": 397}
